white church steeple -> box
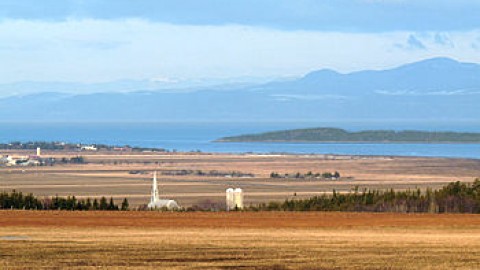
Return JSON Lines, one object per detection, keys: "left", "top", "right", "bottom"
{"left": 150, "top": 171, "right": 159, "bottom": 205}
{"left": 147, "top": 171, "right": 180, "bottom": 210}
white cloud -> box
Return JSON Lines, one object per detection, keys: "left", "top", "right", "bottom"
{"left": 434, "top": 33, "right": 454, "bottom": 47}
{"left": 407, "top": 35, "right": 427, "bottom": 50}
{"left": 375, "top": 89, "right": 480, "bottom": 96}
{"left": 271, "top": 94, "right": 349, "bottom": 101}
{"left": 0, "top": 19, "right": 479, "bottom": 84}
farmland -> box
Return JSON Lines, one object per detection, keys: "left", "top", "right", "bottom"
{"left": 1, "top": 151, "right": 480, "bottom": 269}
{"left": 1, "top": 211, "right": 480, "bottom": 269}
{"left": 1, "top": 151, "right": 480, "bottom": 208}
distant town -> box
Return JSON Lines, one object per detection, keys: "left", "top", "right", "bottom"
{"left": 0, "top": 141, "right": 168, "bottom": 152}
{"left": 0, "top": 141, "right": 168, "bottom": 167}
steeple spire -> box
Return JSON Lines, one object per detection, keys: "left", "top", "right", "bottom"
{"left": 150, "top": 171, "right": 159, "bottom": 205}
{"left": 147, "top": 170, "right": 179, "bottom": 210}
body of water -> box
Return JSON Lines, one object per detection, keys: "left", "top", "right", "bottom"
{"left": 0, "top": 122, "right": 479, "bottom": 159}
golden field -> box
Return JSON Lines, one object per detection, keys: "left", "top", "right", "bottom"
{"left": 1, "top": 211, "right": 480, "bottom": 269}
{"left": 2, "top": 151, "right": 480, "bottom": 269}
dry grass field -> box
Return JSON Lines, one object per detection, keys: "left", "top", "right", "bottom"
{"left": 1, "top": 151, "right": 480, "bottom": 207}
{"left": 1, "top": 211, "right": 480, "bottom": 269}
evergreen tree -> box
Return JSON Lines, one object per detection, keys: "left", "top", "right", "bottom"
{"left": 92, "top": 198, "right": 99, "bottom": 210}
{"left": 108, "top": 197, "right": 117, "bottom": 210}
{"left": 99, "top": 197, "right": 108, "bottom": 210}
{"left": 76, "top": 199, "right": 84, "bottom": 211}
{"left": 86, "top": 198, "right": 92, "bottom": 210}
{"left": 121, "top": 198, "right": 129, "bottom": 211}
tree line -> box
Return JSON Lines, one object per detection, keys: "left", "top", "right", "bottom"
{"left": 270, "top": 171, "right": 340, "bottom": 179}
{"left": 3, "top": 180, "right": 480, "bottom": 213}
{"left": 0, "top": 190, "right": 129, "bottom": 211}
{"left": 249, "top": 179, "right": 480, "bottom": 213}
{"left": 219, "top": 127, "right": 480, "bottom": 143}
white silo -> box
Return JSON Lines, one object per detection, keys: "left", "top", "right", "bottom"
{"left": 233, "top": 188, "right": 243, "bottom": 210}
{"left": 226, "top": 188, "right": 235, "bottom": 211}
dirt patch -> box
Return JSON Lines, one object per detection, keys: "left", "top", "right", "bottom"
{"left": 1, "top": 211, "right": 480, "bottom": 229}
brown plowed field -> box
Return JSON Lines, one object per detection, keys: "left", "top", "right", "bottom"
{"left": 1, "top": 210, "right": 480, "bottom": 228}
{"left": 1, "top": 211, "right": 480, "bottom": 269}
{"left": 2, "top": 151, "right": 480, "bottom": 269}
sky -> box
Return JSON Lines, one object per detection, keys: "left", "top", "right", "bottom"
{"left": 0, "top": 0, "right": 480, "bottom": 84}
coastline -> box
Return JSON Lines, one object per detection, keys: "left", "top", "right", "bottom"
{"left": 215, "top": 139, "right": 480, "bottom": 144}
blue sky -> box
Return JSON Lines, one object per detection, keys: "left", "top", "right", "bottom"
{"left": 0, "top": 0, "right": 479, "bottom": 84}
{"left": 2, "top": 0, "right": 480, "bottom": 32}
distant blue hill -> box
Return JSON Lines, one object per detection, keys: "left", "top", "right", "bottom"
{"left": 0, "top": 57, "right": 479, "bottom": 122}
{"left": 217, "top": 127, "right": 480, "bottom": 143}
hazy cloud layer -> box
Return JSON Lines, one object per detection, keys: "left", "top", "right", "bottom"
{"left": 0, "top": 19, "right": 479, "bottom": 85}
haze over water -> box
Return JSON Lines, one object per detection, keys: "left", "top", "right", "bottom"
{"left": 2, "top": 122, "right": 479, "bottom": 159}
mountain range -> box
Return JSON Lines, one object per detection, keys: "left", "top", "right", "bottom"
{"left": 1, "top": 57, "right": 479, "bottom": 122}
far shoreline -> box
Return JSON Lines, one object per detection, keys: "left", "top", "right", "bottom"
{"left": 2, "top": 147, "right": 479, "bottom": 161}
{"left": 2, "top": 140, "right": 480, "bottom": 160}
{"left": 215, "top": 139, "right": 480, "bottom": 144}
{"left": 216, "top": 127, "right": 480, "bottom": 145}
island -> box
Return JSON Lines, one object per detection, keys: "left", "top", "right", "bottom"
{"left": 216, "top": 127, "right": 480, "bottom": 143}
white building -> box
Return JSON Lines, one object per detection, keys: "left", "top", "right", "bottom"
{"left": 81, "top": 145, "right": 97, "bottom": 151}
{"left": 226, "top": 188, "right": 234, "bottom": 210}
{"left": 148, "top": 171, "right": 180, "bottom": 210}
{"left": 0, "top": 155, "right": 12, "bottom": 165}
{"left": 226, "top": 187, "right": 244, "bottom": 211}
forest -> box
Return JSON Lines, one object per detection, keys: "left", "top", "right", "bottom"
{"left": 0, "top": 191, "right": 129, "bottom": 211}
{"left": 219, "top": 127, "right": 480, "bottom": 143}
{"left": 251, "top": 179, "right": 480, "bottom": 213}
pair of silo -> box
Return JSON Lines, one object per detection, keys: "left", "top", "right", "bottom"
{"left": 226, "top": 188, "right": 243, "bottom": 211}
